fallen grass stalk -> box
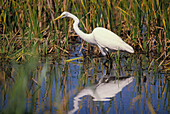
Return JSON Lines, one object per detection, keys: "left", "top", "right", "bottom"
{"left": 65, "top": 56, "right": 84, "bottom": 62}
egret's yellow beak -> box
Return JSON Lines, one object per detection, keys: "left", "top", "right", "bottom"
{"left": 53, "top": 15, "right": 63, "bottom": 21}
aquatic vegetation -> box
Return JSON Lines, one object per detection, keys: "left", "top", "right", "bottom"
{"left": 0, "top": 53, "right": 169, "bottom": 113}
{"left": 0, "top": 0, "right": 170, "bottom": 113}
{"left": 0, "top": 0, "right": 169, "bottom": 65}
{"left": 0, "top": 1, "right": 169, "bottom": 113}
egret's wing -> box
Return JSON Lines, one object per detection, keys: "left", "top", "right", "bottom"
{"left": 93, "top": 27, "right": 134, "bottom": 53}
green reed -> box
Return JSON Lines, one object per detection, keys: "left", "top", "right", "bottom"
{"left": 0, "top": 0, "right": 169, "bottom": 67}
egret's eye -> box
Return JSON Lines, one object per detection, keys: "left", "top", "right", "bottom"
{"left": 62, "top": 14, "right": 67, "bottom": 18}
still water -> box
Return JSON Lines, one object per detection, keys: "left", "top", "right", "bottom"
{"left": 0, "top": 47, "right": 169, "bottom": 114}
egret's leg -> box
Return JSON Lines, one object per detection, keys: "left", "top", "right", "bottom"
{"left": 106, "top": 52, "right": 113, "bottom": 74}
{"left": 97, "top": 44, "right": 106, "bottom": 56}
{"left": 96, "top": 44, "right": 113, "bottom": 71}
{"left": 103, "top": 52, "right": 113, "bottom": 74}
{"left": 103, "top": 52, "right": 109, "bottom": 66}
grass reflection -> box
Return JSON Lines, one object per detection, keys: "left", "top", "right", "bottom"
{"left": 0, "top": 53, "right": 169, "bottom": 113}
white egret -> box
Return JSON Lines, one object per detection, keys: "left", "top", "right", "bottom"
{"left": 54, "top": 12, "right": 134, "bottom": 56}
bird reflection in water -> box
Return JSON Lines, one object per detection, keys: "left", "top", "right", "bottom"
{"left": 68, "top": 64, "right": 134, "bottom": 114}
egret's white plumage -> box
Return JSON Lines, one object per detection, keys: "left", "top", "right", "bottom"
{"left": 54, "top": 12, "right": 134, "bottom": 56}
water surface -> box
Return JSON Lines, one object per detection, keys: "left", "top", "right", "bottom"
{"left": 0, "top": 48, "right": 169, "bottom": 114}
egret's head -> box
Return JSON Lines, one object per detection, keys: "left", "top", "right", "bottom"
{"left": 60, "top": 12, "right": 69, "bottom": 18}
{"left": 53, "top": 12, "right": 71, "bottom": 21}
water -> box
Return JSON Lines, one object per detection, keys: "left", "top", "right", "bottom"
{"left": 0, "top": 48, "right": 169, "bottom": 114}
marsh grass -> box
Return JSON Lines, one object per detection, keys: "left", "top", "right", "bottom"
{"left": 0, "top": 0, "right": 169, "bottom": 67}
{"left": 0, "top": 1, "right": 169, "bottom": 113}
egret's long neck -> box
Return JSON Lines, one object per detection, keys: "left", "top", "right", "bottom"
{"left": 69, "top": 14, "right": 95, "bottom": 44}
